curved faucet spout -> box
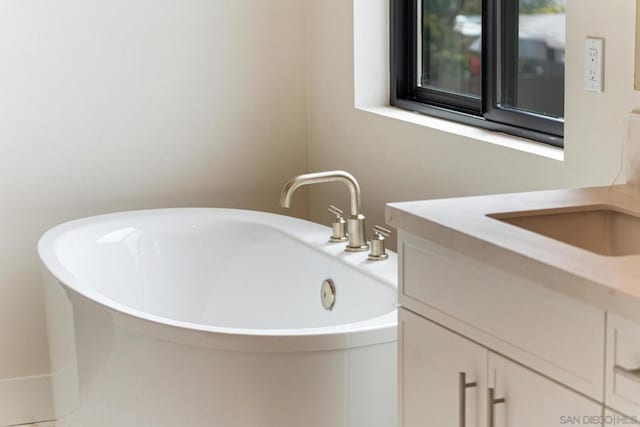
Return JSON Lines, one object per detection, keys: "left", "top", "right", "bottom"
{"left": 279, "top": 170, "right": 369, "bottom": 252}
{"left": 279, "top": 170, "right": 361, "bottom": 217}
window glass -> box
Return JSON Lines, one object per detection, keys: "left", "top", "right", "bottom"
{"left": 419, "top": 0, "right": 482, "bottom": 97}
{"left": 500, "top": 0, "right": 566, "bottom": 118}
{"left": 393, "top": 0, "right": 566, "bottom": 145}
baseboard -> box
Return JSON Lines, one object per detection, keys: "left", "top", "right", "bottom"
{"left": 0, "top": 374, "right": 53, "bottom": 426}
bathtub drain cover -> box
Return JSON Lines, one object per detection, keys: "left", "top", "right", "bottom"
{"left": 321, "top": 279, "right": 336, "bottom": 311}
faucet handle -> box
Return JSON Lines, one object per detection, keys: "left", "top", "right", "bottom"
{"left": 328, "top": 205, "right": 348, "bottom": 243}
{"left": 373, "top": 225, "right": 392, "bottom": 238}
{"left": 328, "top": 205, "right": 344, "bottom": 217}
{"left": 368, "top": 225, "right": 392, "bottom": 261}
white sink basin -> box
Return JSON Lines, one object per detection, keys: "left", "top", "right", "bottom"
{"left": 491, "top": 207, "right": 640, "bottom": 257}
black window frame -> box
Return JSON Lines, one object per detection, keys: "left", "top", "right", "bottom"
{"left": 390, "top": 0, "right": 564, "bottom": 148}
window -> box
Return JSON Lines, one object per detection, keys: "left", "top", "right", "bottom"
{"left": 391, "top": 0, "right": 566, "bottom": 147}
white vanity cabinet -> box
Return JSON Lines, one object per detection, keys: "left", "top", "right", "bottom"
{"left": 388, "top": 187, "right": 640, "bottom": 427}
{"left": 396, "top": 231, "right": 611, "bottom": 427}
{"left": 400, "top": 308, "right": 602, "bottom": 427}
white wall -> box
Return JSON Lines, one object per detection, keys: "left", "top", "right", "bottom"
{"left": 306, "top": 0, "right": 640, "bottom": 246}
{"left": 0, "top": 1, "right": 307, "bottom": 423}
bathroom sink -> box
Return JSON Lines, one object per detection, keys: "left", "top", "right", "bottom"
{"left": 491, "top": 207, "right": 640, "bottom": 257}
{"left": 388, "top": 186, "right": 640, "bottom": 321}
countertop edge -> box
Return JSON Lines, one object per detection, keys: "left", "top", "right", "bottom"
{"left": 385, "top": 190, "right": 640, "bottom": 324}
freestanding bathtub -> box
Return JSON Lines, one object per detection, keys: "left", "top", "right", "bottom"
{"left": 38, "top": 209, "right": 397, "bottom": 427}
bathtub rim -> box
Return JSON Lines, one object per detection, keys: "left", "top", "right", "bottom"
{"left": 39, "top": 208, "right": 398, "bottom": 352}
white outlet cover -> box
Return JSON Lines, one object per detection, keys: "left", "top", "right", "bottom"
{"left": 584, "top": 37, "right": 604, "bottom": 92}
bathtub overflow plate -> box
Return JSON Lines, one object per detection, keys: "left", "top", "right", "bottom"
{"left": 321, "top": 279, "right": 336, "bottom": 311}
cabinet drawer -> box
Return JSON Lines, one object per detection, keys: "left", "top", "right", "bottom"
{"left": 399, "top": 232, "right": 605, "bottom": 400}
{"left": 606, "top": 314, "right": 640, "bottom": 419}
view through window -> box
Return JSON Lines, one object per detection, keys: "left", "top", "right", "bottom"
{"left": 392, "top": 0, "right": 566, "bottom": 145}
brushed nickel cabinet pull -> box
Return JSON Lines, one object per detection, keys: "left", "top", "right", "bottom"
{"left": 614, "top": 364, "right": 640, "bottom": 382}
{"left": 458, "top": 372, "right": 477, "bottom": 427}
{"left": 487, "top": 387, "right": 506, "bottom": 427}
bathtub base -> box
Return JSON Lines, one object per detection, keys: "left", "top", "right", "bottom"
{"left": 45, "top": 279, "right": 397, "bottom": 427}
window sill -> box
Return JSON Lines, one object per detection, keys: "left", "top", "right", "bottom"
{"left": 356, "top": 105, "right": 564, "bottom": 162}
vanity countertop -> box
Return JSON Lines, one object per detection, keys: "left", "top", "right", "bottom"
{"left": 386, "top": 185, "right": 640, "bottom": 322}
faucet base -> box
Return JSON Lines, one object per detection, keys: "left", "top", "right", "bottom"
{"left": 345, "top": 243, "right": 370, "bottom": 252}
{"left": 346, "top": 214, "right": 369, "bottom": 252}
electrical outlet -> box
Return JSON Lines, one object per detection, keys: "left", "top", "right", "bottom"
{"left": 585, "top": 37, "right": 604, "bottom": 92}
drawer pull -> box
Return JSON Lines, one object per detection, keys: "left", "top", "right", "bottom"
{"left": 458, "top": 372, "right": 477, "bottom": 427}
{"left": 487, "top": 387, "right": 506, "bottom": 427}
{"left": 614, "top": 364, "right": 640, "bottom": 382}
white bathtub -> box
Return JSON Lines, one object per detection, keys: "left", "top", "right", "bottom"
{"left": 38, "top": 209, "right": 397, "bottom": 427}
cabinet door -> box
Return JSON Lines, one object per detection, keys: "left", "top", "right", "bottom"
{"left": 400, "top": 308, "right": 487, "bottom": 427}
{"left": 488, "top": 353, "right": 602, "bottom": 427}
